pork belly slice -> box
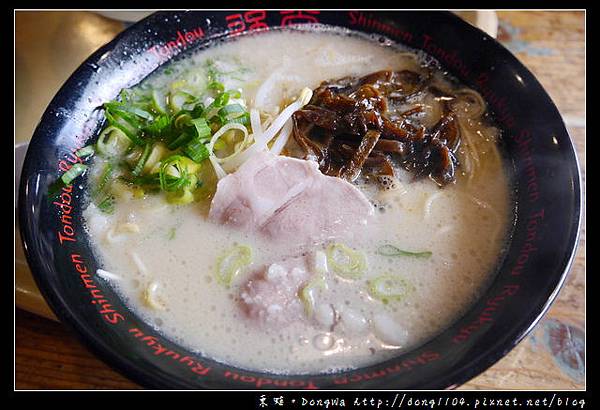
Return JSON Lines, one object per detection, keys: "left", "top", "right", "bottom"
{"left": 208, "top": 151, "right": 374, "bottom": 245}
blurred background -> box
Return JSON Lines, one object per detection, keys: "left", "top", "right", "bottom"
{"left": 15, "top": 10, "right": 585, "bottom": 390}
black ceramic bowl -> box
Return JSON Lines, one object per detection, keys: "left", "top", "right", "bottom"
{"left": 19, "top": 11, "right": 581, "bottom": 389}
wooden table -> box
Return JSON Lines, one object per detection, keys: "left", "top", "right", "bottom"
{"left": 15, "top": 11, "right": 585, "bottom": 390}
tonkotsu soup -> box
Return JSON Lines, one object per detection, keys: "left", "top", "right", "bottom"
{"left": 79, "top": 28, "right": 512, "bottom": 374}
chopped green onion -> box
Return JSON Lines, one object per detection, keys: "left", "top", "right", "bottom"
{"left": 218, "top": 104, "right": 246, "bottom": 116}
{"left": 208, "top": 81, "right": 225, "bottom": 93}
{"left": 168, "top": 131, "right": 194, "bottom": 150}
{"left": 205, "top": 59, "right": 218, "bottom": 82}
{"left": 169, "top": 79, "right": 187, "bottom": 91}
{"left": 144, "top": 114, "right": 172, "bottom": 138}
{"left": 227, "top": 89, "right": 242, "bottom": 99}
{"left": 50, "top": 163, "right": 88, "bottom": 198}
{"left": 183, "top": 138, "right": 210, "bottom": 163}
{"left": 76, "top": 145, "right": 95, "bottom": 158}
{"left": 126, "top": 106, "right": 154, "bottom": 121}
{"left": 191, "top": 118, "right": 212, "bottom": 141}
{"left": 97, "top": 195, "right": 115, "bottom": 214}
{"left": 104, "top": 101, "right": 153, "bottom": 122}
{"left": 326, "top": 243, "right": 367, "bottom": 280}
{"left": 132, "top": 186, "right": 145, "bottom": 199}
{"left": 169, "top": 90, "right": 196, "bottom": 113}
{"left": 215, "top": 245, "right": 252, "bottom": 287}
{"left": 129, "top": 173, "right": 161, "bottom": 188}
{"left": 96, "top": 126, "right": 131, "bottom": 157}
{"left": 47, "top": 179, "right": 65, "bottom": 200}
{"left": 166, "top": 186, "right": 195, "bottom": 205}
{"left": 143, "top": 143, "right": 169, "bottom": 174}
{"left": 94, "top": 163, "right": 113, "bottom": 198}
{"left": 159, "top": 155, "right": 190, "bottom": 192}
{"left": 207, "top": 122, "right": 251, "bottom": 163}
{"left": 213, "top": 139, "right": 228, "bottom": 151}
{"left": 209, "top": 115, "right": 224, "bottom": 129}
{"left": 179, "top": 156, "right": 201, "bottom": 174}
{"left": 218, "top": 104, "right": 246, "bottom": 121}
{"left": 190, "top": 104, "right": 205, "bottom": 118}
{"left": 118, "top": 89, "right": 132, "bottom": 103}
{"left": 165, "top": 166, "right": 198, "bottom": 202}
{"left": 174, "top": 113, "right": 192, "bottom": 129}
{"left": 300, "top": 276, "right": 327, "bottom": 317}
{"left": 61, "top": 163, "right": 88, "bottom": 185}
{"left": 132, "top": 142, "right": 153, "bottom": 176}
{"left": 368, "top": 274, "right": 413, "bottom": 304}
{"left": 104, "top": 109, "right": 143, "bottom": 145}
{"left": 225, "top": 112, "right": 250, "bottom": 126}
{"left": 94, "top": 60, "right": 251, "bottom": 209}
{"left": 182, "top": 101, "right": 201, "bottom": 112}
{"left": 210, "top": 92, "right": 230, "bottom": 109}
{"left": 151, "top": 89, "right": 168, "bottom": 114}
{"left": 376, "top": 245, "right": 432, "bottom": 259}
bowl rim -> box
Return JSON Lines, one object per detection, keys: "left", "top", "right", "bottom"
{"left": 18, "top": 10, "right": 583, "bottom": 390}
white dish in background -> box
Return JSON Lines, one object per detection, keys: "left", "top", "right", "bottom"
{"left": 94, "top": 11, "right": 155, "bottom": 23}
{"left": 455, "top": 11, "right": 499, "bottom": 38}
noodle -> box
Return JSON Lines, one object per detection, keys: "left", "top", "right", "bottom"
{"left": 96, "top": 269, "right": 122, "bottom": 281}
{"left": 104, "top": 226, "right": 122, "bottom": 244}
{"left": 452, "top": 88, "right": 487, "bottom": 120}
{"left": 423, "top": 191, "right": 445, "bottom": 220}
{"left": 467, "top": 194, "right": 502, "bottom": 243}
{"left": 250, "top": 108, "right": 262, "bottom": 135}
{"left": 457, "top": 118, "right": 504, "bottom": 188}
{"left": 143, "top": 281, "right": 165, "bottom": 310}
{"left": 130, "top": 251, "right": 149, "bottom": 276}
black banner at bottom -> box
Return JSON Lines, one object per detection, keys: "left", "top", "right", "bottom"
{"left": 10, "top": 390, "right": 590, "bottom": 408}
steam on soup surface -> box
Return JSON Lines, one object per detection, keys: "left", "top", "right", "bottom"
{"left": 82, "top": 28, "right": 511, "bottom": 374}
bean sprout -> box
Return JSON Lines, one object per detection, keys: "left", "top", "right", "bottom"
{"left": 222, "top": 87, "right": 312, "bottom": 172}
{"left": 269, "top": 120, "right": 293, "bottom": 155}
{"left": 250, "top": 108, "right": 262, "bottom": 135}
{"left": 130, "top": 251, "right": 149, "bottom": 276}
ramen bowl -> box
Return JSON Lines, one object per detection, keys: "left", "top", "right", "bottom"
{"left": 19, "top": 11, "right": 581, "bottom": 389}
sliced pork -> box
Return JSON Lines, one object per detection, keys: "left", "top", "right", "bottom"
{"left": 208, "top": 151, "right": 374, "bottom": 246}
{"left": 239, "top": 256, "right": 311, "bottom": 326}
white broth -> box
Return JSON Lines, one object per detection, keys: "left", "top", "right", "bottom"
{"left": 83, "top": 29, "right": 511, "bottom": 374}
